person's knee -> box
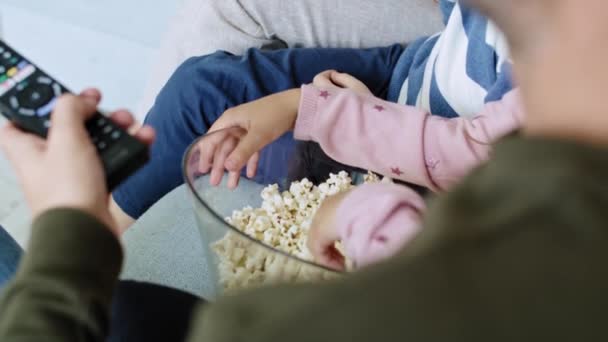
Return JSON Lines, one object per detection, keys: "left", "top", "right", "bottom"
{"left": 144, "top": 52, "right": 232, "bottom": 132}
{"left": 113, "top": 53, "right": 249, "bottom": 222}
{"left": 148, "top": 57, "right": 207, "bottom": 120}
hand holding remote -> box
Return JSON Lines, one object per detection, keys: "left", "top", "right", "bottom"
{"left": 0, "top": 40, "right": 151, "bottom": 190}
{"left": 0, "top": 89, "right": 155, "bottom": 234}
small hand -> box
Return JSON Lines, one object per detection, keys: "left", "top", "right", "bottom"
{"left": 313, "top": 70, "right": 372, "bottom": 96}
{"left": 198, "top": 89, "right": 301, "bottom": 189}
{"left": 307, "top": 190, "right": 352, "bottom": 271}
{"left": 0, "top": 89, "right": 155, "bottom": 235}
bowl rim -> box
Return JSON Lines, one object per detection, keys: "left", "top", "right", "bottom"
{"left": 182, "top": 135, "right": 341, "bottom": 274}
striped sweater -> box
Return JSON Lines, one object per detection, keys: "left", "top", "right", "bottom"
{"left": 387, "top": 0, "right": 513, "bottom": 118}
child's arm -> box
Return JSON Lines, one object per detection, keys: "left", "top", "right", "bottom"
{"left": 295, "top": 85, "right": 524, "bottom": 191}
{"left": 309, "top": 183, "right": 426, "bottom": 269}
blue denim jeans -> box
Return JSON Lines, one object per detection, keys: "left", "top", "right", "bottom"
{"left": 0, "top": 225, "right": 22, "bottom": 289}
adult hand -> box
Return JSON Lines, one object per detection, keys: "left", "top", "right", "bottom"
{"left": 307, "top": 190, "right": 352, "bottom": 271}
{"left": 313, "top": 70, "right": 372, "bottom": 96}
{"left": 0, "top": 89, "right": 155, "bottom": 235}
{"left": 199, "top": 89, "right": 301, "bottom": 188}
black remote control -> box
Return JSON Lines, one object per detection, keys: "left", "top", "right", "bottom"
{"left": 0, "top": 40, "right": 149, "bottom": 190}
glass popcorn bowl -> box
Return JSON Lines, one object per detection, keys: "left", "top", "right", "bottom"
{"left": 183, "top": 127, "right": 343, "bottom": 300}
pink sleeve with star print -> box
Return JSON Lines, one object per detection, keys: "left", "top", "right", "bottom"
{"left": 294, "top": 84, "right": 524, "bottom": 266}
{"left": 334, "top": 182, "right": 426, "bottom": 268}
{"left": 295, "top": 84, "right": 524, "bottom": 191}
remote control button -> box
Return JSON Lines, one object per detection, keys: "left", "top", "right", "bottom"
{"left": 16, "top": 82, "right": 28, "bottom": 92}
{"left": 0, "top": 47, "right": 4, "bottom": 54}
{"left": 36, "top": 98, "right": 57, "bottom": 117}
{"left": 9, "top": 96, "right": 18, "bottom": 109}
{"left": 52, "top": 83, "right": 62, "bottom": 97}
{"left": 0, "top": 66, "right": 5, "bottom": 74}
{"left": 0, "top": 79, "right": 15, "bottom": 97}
{"left": 7, "top": 67, "right": 16, "bottom": 77}
{"left": 37, "top": 76, "right": 52, "bottom": 85}
{"left": 43, "top": 120, "right": 51, "bottom": 128}
{"left": 31, "top": 92, "right": 41, "bottom": 101}
{"left": 110, "top": 131, "right": 121, "bottom": 140}
{"left": 3, "top": 52, "right": 11, "bottom": 59}
{"left": 17, "top": 84, "right": 54, "bottom": 109}
{"left": 96, "top": 117, "right": 107, "bottom": 126}
{"left": 97, "top": 141, "right": 108, "bottom": 151}
{"left": 17, "top": 61, "right": 28, "bottom": 70}
{"left": 18, "top": 108, "right": 36, "bottom": 116}
{"left": 14, "top": 65, "right": 35, "bottom": 83}
{"left": 103, "top": 125, "right": 113, "bottom": 135}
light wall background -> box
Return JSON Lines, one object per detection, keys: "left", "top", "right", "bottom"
{"left": 0, "top": 0, "right": 184, "bottom": 246}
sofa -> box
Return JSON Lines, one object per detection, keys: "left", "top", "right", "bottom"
{"left": 120, "top": 0, "right": 443, "bottom": 300}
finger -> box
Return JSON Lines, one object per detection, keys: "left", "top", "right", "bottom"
{"left": 79, "top": 88, "right": 102, "bottom": 105}
{"left": 322, "top": 245, "right": 346, "bottom": 271}
{"left": 198, "top": 129, "right": 232, "bottom": 174}
{"left": 208, "top": 117, "right": 232, "bottom": 134}
{"left": 133, "top": 125, "right": 156, "bottom": 146}
{"left": 0, "top": 123, "right": 44, "bottom": 172}
{"left": 306, "top": 221, "right": 327, "bottom": 262}
{"left": 225, "top": 133, "right": 266, "bottom": 172}
{"left": 306, "top": 232, "right": 344, "bottom": 271}
{"left": 49, "top": 94, "right": 97, "bottom": 143}
{"left": 313, "top": 70, "right": 341, "bottom": 90}
{"left": 127, "top": 121, "right": 143, "bottom": 135}
{"left": 108, "top": 110, "right": 154, "bottom": 146}
{"left": 198, "top": 141, "right": 217, "bottom": 174}
{"left": 108, "top": 110, "right": 135, "bottom": 130}
{"left": 330, "top": 72, "right": 371, "bottom": 94}
{"left": 306, "top": 232, "right": 324, "bottom": 263}
{"left": 208, "top": 107, "right": 244, "bottom": 134}
{"left": 210, "top": 136, "right": 238, "bottom": 186}
{"left": 246, "top": 152, "right": 260, "bottom": 179}
{"left": 227, "top": 171, "right": 240, "bottom": 189}
{"left": 199, "top": 138, "right": 219, "bottom": 174}
{"left": 314, "top": 70, "right": 334, "bottom": 81}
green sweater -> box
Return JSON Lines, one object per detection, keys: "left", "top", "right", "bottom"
{"left": 2, "top": 136, "right": 608, "bottom": 341}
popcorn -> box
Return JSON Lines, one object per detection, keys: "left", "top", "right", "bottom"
{"left": 364, "top": 172, "right": 381, "bottom": 183}
{"left": 211, "top": 171, "right": 381, "bottom": 293}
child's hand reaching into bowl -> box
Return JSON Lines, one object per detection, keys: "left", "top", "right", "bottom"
{"left": 307, "top": 190, "right": 353, "bottom": 271}
{"left": 198, "top": 89, "right": 301, "bottom": 188}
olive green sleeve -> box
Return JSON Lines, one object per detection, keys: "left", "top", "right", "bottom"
{"left": 0, "top": 208, "right": 122, "bottom": 342}
{"left": 188, "top": 137, "right": 608, "bottom": 342}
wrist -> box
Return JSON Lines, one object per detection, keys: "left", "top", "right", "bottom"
{"left": 33, "top": 204, "right": 118, "bottom": 237}
{"left": 293, "top": 85, "right": 320, "bottom": 141}
{"left": 281, "top": 88, "right": 302, "bottom": 129}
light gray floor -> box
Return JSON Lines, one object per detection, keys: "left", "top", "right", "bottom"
{"left": 0, "top": 0, "right": 182, "bottom": 246}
